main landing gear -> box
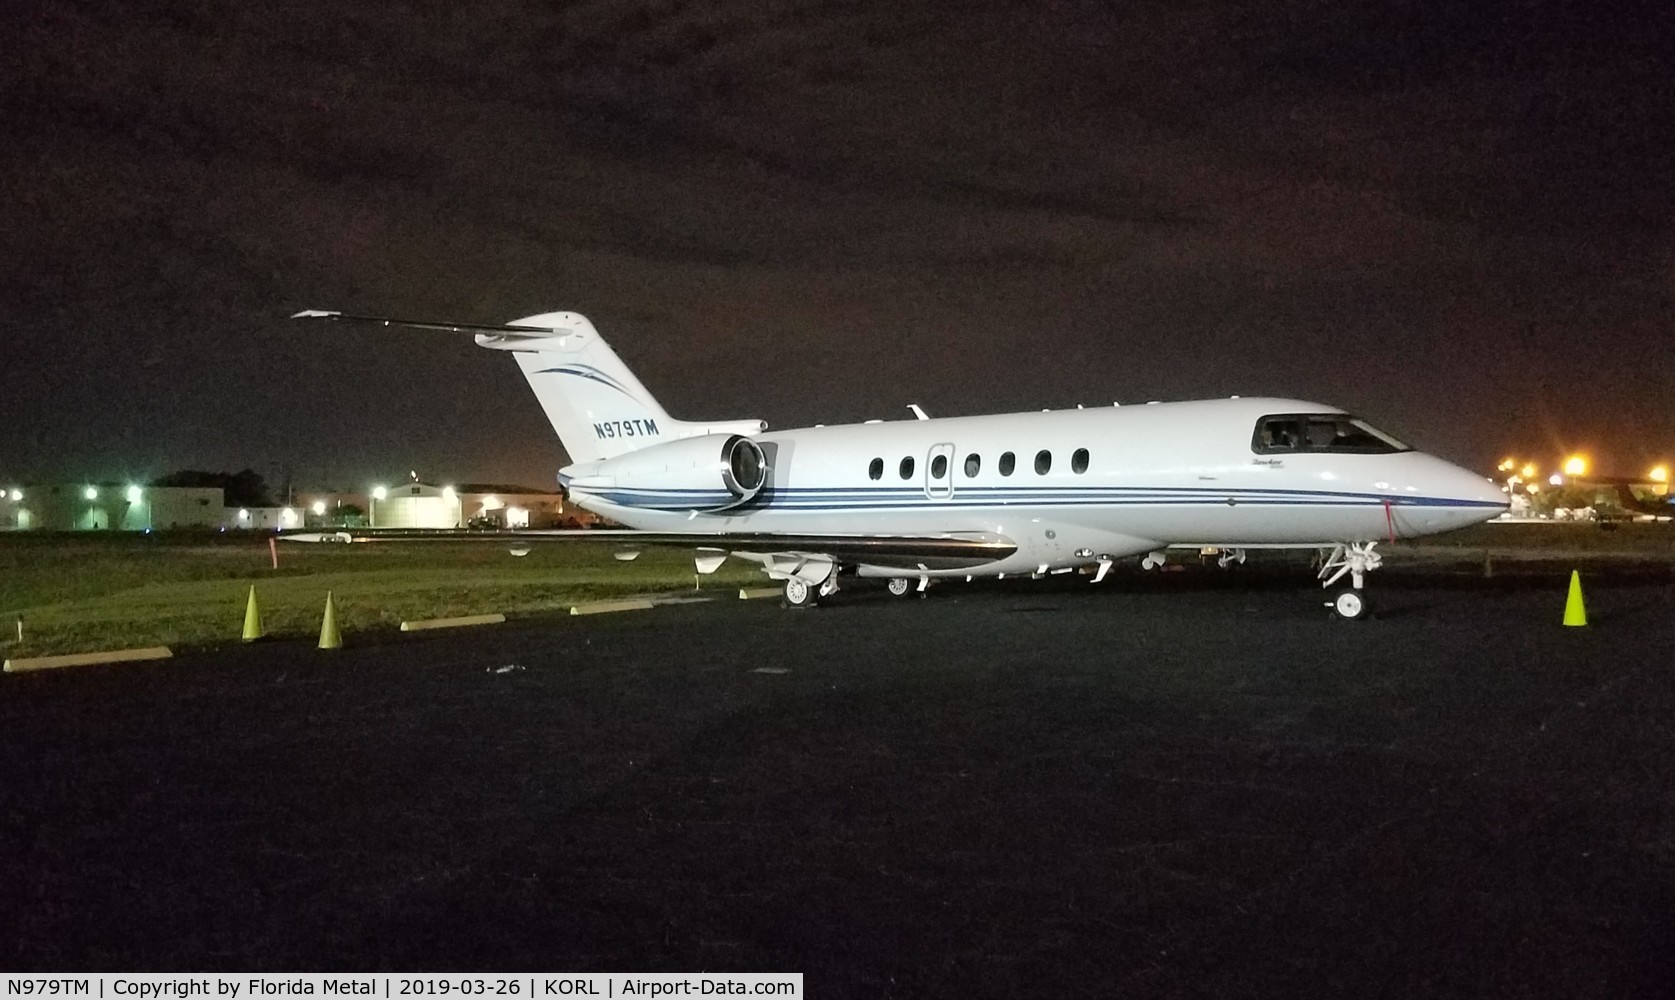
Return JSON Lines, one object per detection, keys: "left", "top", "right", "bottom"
{"left": 782, "top": 577, "right": 818, "bottom": 608}
{"left": 782, "top": 572, "right": 841, "bottom": 608}
{"left": 884, "top": 573, "right": 934, "bottom": 598}
{"left": 1319, "top": 541, "right": 1381, "bottom": 621}
{"left": 791, "top": 573, "right": 933, "bottom": 606}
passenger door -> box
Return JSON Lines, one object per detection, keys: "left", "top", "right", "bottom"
{"left": 925, "top": 443, "right": 956, "bottom": 500}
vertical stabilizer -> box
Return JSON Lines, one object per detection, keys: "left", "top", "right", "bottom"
{"left": 290, "top": 308, "right": 762, "bottom": 465}
{"left": 477, "top": 312, "right": 763, "bottom": 463}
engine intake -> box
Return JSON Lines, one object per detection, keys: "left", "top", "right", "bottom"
{"left": 586, "top": 433, "right": 768, "bottom": 512}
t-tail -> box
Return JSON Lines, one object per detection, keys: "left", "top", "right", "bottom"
{"left": 293, "top": 309, "right": 764, "bottom": 463}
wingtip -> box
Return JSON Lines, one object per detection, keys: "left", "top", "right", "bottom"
{"left": 291, "top": 309, "right": 341, "bottom": 319}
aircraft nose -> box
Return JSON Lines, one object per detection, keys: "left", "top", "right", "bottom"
{"left": 1444, "top": 462, "right": 1506, "bottom": 508}
{"left": 1386, "top": 453, "right": 1506, "bottom": 538}
{"left": 1432, "top": 458, "right": 1508, "bottom": 529}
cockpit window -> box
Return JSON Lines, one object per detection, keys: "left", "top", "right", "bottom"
{"left": 1252, "top": 414, "right": 1410, "bottom": 455}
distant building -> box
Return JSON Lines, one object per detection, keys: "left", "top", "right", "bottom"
{"left": 222, "top": 506, "right": 303, "bottom": 531}
{"left": 151, "top": 487, "right": 227, "bottom": 529}
{"left": 0, "top": 483, "right": 224, "bottom": 531}
{"left": 285, "top": 491, "right": 370, "bottom": 528}
{"left": 0, "top": 477, "right": 592, "bottom": 532}
{"left": 368, "top": 482, "right": 464, "bottom": 529}
{"left": 296, "top": 482, "right": 574, "bottom": 529}
{"left": 352, "top": 482, "right": 575, "bottom": 529}
{"left": 457, "top": 483, "right": 578, "bottom": 528}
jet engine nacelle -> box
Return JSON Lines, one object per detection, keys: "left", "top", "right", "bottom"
{"left": 587, "top": 433, "right": 768, "bottom": 511}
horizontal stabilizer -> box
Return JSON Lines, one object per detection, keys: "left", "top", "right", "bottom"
{"left": 291, "top": 310, "right": 560, "bottom": 339}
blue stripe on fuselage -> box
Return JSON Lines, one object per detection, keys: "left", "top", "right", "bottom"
{"left": 573, "top": 484, "right": 1505, "bottom": 512}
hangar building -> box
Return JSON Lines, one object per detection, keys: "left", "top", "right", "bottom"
{"left": 0, "top": 484, "right": 224, "bottom": 531}
{"left": 360, "top": 482, "right": 571, "bottom": 529}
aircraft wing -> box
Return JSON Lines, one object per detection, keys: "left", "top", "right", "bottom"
{"left": 281, "top": 528, "right": 1016, "bottom": 570}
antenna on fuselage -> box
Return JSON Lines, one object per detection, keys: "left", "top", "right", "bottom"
{"left": 907, "top": 404, "right": 930, "bottom": 421}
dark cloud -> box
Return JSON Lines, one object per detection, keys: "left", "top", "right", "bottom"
{"left": 3, "top": 0, "right": 1672, "bottom": 484}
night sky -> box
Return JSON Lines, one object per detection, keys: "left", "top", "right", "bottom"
{"left": 6, "top": 0, "right": 1672, "bottom": 489}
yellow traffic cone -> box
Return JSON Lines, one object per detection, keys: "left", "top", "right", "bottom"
{"left": 1563, "top": 570, "right": 1588, "bottom": 627}
{"left": 318, "top": 591, "right": 342, "bottom": 649}
{"left": 242, "top": 585, "right": 264, "bottom": 641}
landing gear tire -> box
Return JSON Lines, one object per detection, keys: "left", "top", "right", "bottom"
{"left": 1329, "top": 587, "right": 1371, "bottom": 621}
{"left": 886, "top": 577, "right": 913, "bottom": 597}
{"left": 783, "top": 577, "right": 819, "bottom": 608}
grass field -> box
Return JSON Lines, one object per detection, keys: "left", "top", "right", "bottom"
{"left": 0, "top": 533, "right": 759, "bottom": 657}
{"left": 1400, "top": 519, "right": 1675, "bottom": 557}
{"left": 2, "top": 521, "right": 1672, "bottom": 659}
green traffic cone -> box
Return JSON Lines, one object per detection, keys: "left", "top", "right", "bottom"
{"left": 318, "top": 591, "right": 342, "bottom": 649}
{"left": 242, "top": 585, "right": 264, "bottom": 642}
{"left": 1563, "top": 570, "right": 1588, "bottom": 627}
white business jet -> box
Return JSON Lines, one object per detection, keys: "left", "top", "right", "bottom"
{"left": 292, "top": 310, "right": 1506, "bottom": 618}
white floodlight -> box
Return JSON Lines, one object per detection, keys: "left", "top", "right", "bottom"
{"left": 126, "top": 485, "right": 143, "bottom": 504}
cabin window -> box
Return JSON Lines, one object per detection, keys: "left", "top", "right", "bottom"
{"left": 999, "top": 451, "right": 1016, "bottom": 476}
{"left": 899, "top": 456, "right": 915, "bottom": 479}
{"left": 1072, "top": 448, "right": 1089, "bottom": 474}
{"left": 964, "top": 453, "right": 981, "bottom": 477}
{"left": 1035, "top": 450, "right": 1052, "bottom": 475}
{"left": 868, "top": 457, "right": 883, "bottom": 481}
{"left": 1252, "top": 414, "right": 1411, "bottom": 455}
{"left": 930, "top": 454, "right": 948, "bottom": 479}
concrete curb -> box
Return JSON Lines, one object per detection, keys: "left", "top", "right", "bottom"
{"left": 5, "top": 646, "right": 174, "bottom": 673}
{"left": 738, "top": 587, "right": 782, "bottom": 600}
{"left": 400, "top": 613, "right": 507, "bottom": 632}
{"left": 569, "top": 599, "right": 656, "bottom": 616}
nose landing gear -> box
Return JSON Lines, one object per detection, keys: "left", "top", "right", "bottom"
{"left": 1319, "top": 542, "right": 1381, "bottom": 621}
{"left": 1328, "top": 587, "right": 1371, "bottom": 620}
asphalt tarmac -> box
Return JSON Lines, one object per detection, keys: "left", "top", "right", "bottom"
{"left": 4, "top": 569, "right": 1673, "bottom": 998}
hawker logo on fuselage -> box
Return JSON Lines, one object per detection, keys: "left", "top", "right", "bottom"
{"left": 593, "top": 418, "right": 660, "bottom": 439}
